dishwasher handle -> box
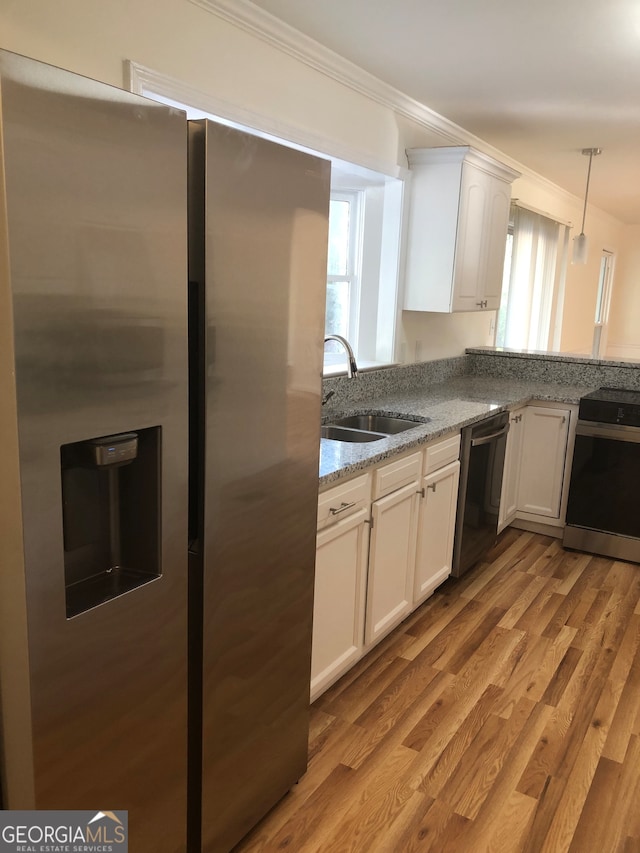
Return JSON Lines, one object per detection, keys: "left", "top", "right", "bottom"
{"left": 470, "top": 424, "right": 510, "bottom": 447}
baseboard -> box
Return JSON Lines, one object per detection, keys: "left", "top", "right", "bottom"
{"left": 509, "top": 518, "right": 564, "bottom": 539}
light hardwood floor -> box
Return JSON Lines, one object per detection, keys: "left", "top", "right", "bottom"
{"left": 234, "top": 529, "right": 640, "bottom": 852}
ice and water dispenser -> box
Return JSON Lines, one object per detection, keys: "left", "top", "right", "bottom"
{"left": 60, "top": 426, "right": 161, "bottom": 618}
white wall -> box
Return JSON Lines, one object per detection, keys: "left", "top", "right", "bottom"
{"left": 0, "top": 0, "right": 632, "bottom": 362}
{"left": 0, "top": 1, "right": 400, "bottom": 168}
{"left": 607, "top": 225, "right": 640, "bottom": 360}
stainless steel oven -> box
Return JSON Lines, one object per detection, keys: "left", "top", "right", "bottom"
{"left": 452, "top": 411, "right": 509, "bottom": 577}
{"left": 564, "top": 387, "right": 640, "bottom": 563}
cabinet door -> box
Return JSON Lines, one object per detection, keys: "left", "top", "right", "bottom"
{"left": 482, "top": 178, "right": 512, "bottom": 309}
{"left": 366, "top": 482, "right": 419, "bottom": 646}
{"left": 311, "top": 508, "right": 369, "bottom": 701}
{"left": 403, "top": 160, "right": 461, "bottom": 313}
{"left": 453, "top": 166, "right": 511, "bottom": 312}
{"left": 517, "top": 406, "right": 570, "bottom": 518}
{"left": 452, "top": 164, "right": 487, "bottom": 311}
{"left": 414, "top": 460, "right": 460, "bottom": 605}
{"left": 498, "top": 408, "right": 525, "bottom": 532}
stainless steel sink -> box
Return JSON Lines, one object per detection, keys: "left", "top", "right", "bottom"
{"left": 330, "top": 414, "right": 425, "bottom": 434}
{"left": 320, "top": 412, "right": 428, "bottom": 443}
{"left": 321, "top": 425, "right": 386, "bottom": 443}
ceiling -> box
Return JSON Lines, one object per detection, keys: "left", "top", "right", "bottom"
{"left": 248, "top": 0, "right": 640, "bottom": 224}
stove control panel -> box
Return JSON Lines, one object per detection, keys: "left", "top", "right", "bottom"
{"left": 578, "top": 388, "right": 640, "bottom": 427}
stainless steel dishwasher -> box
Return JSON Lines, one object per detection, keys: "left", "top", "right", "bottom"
{"left": 452, "top": 411, "right": 510, "bottom": 577}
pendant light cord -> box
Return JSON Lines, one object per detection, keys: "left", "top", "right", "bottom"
{"left": 579, "top": 147, "right": 601, "bottom": 235}
{"left": 580, "top": 151, "right": 594, "bottom": 234}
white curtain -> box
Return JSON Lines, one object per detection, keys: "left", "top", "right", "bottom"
{"left": 500, "top": 206, "right": 560, "bottom": 350}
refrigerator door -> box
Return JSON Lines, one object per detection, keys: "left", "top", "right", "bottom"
{"left": 0, "top": 51, "right": 188, "bottom": 852}
{"left": 188, "top": 120, "right": 329, "bottom": 852}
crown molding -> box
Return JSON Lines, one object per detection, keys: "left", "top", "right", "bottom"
{"left": 187, "top": 1, "right": 593, "bottom": 209}
{"left": 188, "top": 0, "right": 472, "bottom": 145}
{"left": 407, "top": 146, "right": 520, "bottom": 184}
{"left": 178, "top": 0, "right": 626, "bottom": 226}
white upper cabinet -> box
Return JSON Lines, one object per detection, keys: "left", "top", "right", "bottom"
{"left": 403, "top": 146, "right": 520, "bottom": 313}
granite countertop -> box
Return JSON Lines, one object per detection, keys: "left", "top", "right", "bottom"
{"left": 319, "top": 374, "right": 593, "bottom": 488}
{"left": 467, "top": 346, "right": 640, "bottom": 368}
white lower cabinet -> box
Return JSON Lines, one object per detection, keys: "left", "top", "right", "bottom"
{"left": 498, "top": 407, "right": 526, "bottom": 532}
{"left": 366, "top": 481, "right": 420, "bottom": 646}
{"left": 517, "top": 405, "right": 571, "bottom": 519}
{"left": 311, "top": 508, "right": 370, "bottom": 701}
{"left": 365, "top": 451, "right": 422, "bottom": 647}
{"left": 498, "top": 402, "right": 577, "bottom": 533}
{"left": 311, "top": 473, "right": 371, "bottom": 702}
{"left": 414, "top": 460, "right": 460, "bottom": 605}
{"left": 312, "top": 434, "right": 461, "bottom": 700}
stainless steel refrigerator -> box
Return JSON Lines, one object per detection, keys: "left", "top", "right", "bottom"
{"left": 0, "top": 50, "right": 330, "bottom": 853}
{"left": 187, "top": 120, "right": 330, "bottom": 853}
{"left": 0, "top": 50, "right": 189, "bottom": 851}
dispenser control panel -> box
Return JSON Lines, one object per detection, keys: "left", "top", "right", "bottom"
{"left": 89, "top": 433, "right": 138, "bottom": 467}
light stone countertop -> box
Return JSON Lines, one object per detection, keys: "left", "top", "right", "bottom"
{"left": 318, "top": 374, "right": 594, "bottom": 488}
{"left": 467, "top": 346, "right": 640, "bottom": 368}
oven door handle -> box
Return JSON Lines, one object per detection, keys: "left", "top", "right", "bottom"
{"left": 576, "top": 421, "right": 640, "bottom": 443}
{"left": 470, "top": 425, "right": 510, "bottom": 447}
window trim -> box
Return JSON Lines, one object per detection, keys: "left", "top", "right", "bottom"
{"left": 325, "top": 190, "right": 363, "bottom": 355}
{"left": 592, "top": 249, "right": 615, "bottom": 358}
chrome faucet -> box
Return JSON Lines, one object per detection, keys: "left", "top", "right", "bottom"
{"left": 324, "top": 335, "right": 359, "bottom": 378}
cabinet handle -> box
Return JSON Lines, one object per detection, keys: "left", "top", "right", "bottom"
{"left": 329, "top": 500, "right": 356, "bottom": 516}
{"left": 428, "top": 483, "right": 437, "bottom": 493}
{"left": 417, "top": 487, "right": 425, "bottom": 498}
{"left": 476, "top": 299, "right": 488, "bottom": 309}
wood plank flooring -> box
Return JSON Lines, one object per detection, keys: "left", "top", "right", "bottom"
{"left": 234, "top": 529, "right": 640, "bottom": 852}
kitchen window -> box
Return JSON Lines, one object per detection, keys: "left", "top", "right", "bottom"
{"left": 592, "top": 249, "right": 615, "bottom": 357}
{"left": 324, "top": 191, "right": 362, "bottom": 368}
{"left": 323, "top": 167, "right": 404, "bottom": 374}
{"left": 495, "top": 204, "right": 569, "bottom": 350}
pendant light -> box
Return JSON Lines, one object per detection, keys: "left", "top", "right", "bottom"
{"left": 572, "top": 147, "right": 602, "bottom": 265}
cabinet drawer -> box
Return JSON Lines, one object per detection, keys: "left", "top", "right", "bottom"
{"left": 317, "top": 473, "right": 371, "bottom": 531}
{"left": 373, "top": 451, "right": 422, "bottom": 500}
{"left": 424, "top": 433, "right": 460, "bottom": 475}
